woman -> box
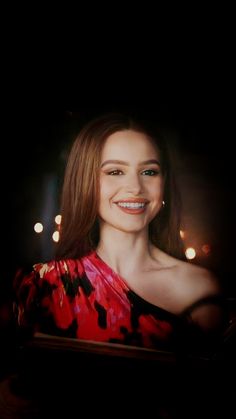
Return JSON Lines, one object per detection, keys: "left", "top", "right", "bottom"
{"left": 13, "top": 113, "right": 225, "bottom": 351}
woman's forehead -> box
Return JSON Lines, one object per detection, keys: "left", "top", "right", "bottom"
{"left": 101, "top": 130, "right": 160, "bottom": 159}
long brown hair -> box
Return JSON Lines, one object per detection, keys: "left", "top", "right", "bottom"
{"left": 56, "top": 113, "right": 184, "bottom": 260}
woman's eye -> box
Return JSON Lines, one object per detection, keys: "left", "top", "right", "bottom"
{"left": 141, "top": 169, "right": 159, "bottom": 176}
{"left": 108, "top": 170, "right": 123, "bottom": 175}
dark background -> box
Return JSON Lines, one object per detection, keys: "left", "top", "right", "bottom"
{"left": 2, "top": 96, "right": 235, "bottom": 300}
{"left": 0, "top": 16, "right": 235, "bottom": 417}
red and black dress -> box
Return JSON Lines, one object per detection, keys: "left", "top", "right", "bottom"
{"left": 13, "top": 251, "right": 190, "bottom": 350}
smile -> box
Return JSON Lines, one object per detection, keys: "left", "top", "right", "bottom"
{"left": 117, "top": 202, "right": 146, "bottom": 208}
{"left": 114, "top": 201, "right": 148, "bottom": 215}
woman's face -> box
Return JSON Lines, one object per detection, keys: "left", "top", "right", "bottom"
{"left": 99, "top": 130, "right": 165, "bottom": 234}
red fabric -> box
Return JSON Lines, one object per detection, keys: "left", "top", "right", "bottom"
{"left": 13, "top": 251, "right": 179, "bottom": 349}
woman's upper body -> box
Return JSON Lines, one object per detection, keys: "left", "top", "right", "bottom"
{"left": 13, "top": 113, "right": 226, "bottom": 354}
{"left": 13, "top": 248, "right": 225, "bottom": 354}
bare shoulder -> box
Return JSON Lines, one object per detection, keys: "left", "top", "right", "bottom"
{"left": 174, "top": 259, "right": 224, "bottom": 332}
{"left": 176, "top": 259, "right": 221, "bottom": 299}
{"left": 150, "top": 248, "right": 224, "bottom": 333}
{"left": 155, "top": 248, "right": 221, "bottom": 301}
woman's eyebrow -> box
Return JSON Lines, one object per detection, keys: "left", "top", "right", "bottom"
{"left": 101, "top": 159, "right": 160, "bottom": 168}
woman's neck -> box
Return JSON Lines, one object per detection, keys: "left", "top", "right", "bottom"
{"left": 96, "top": 225, "right": 157, "bottom": 277}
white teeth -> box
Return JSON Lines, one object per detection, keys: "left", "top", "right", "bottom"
{"left": 117, "top": 202, "right": 146, "bottom": 208}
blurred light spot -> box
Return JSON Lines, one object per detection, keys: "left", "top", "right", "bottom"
{"left": 34, "top": 222, "right": 43, "bottom": 233}
{"left": 180, "top": 230, "right": 185, "bottom": 239}
{"left": 55, "top": 214, "right": 62, "bottom": 225}
{"left": 185, "top": 247, "right": 196, "bottom": 260}
{"left": 52, "top": 231, "right": 60, "bottom": 242}
{"left": 202, "top": 244, "right": 211, "bottom": 255}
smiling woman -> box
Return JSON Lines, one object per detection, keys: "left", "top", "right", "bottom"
{"left": 98, "top": 130, "right": 165, "bottom": 241}
{"left": 13, "top": 113, "right": 227, "bottom": 353}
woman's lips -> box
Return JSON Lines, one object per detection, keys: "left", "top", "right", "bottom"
{"left": 116, "top": 205, "right": 146, "bottom": 214}
{"left": 114, "top": 200, "right": 148, "bottom": 214}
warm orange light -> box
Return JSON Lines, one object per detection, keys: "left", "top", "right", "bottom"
{"left": 202, "top": 244, "right": 211, "bottom": 255}
{"left": 180, "top": 230, "right": 185, "bottom": 239}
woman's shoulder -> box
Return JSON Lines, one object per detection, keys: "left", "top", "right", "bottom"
{"left": 154, "top": 247, "right": 220, "bottom": 295}
{"left": 175, "top": 258, "right": 221, "bottom": 299}
{"left": 172, "top": 259, "right": 225, "bottom": 332}
{"left": 32, "top": 258, "right": 76, "bottom": 273}
{"left": 156, "top": 247, "right": 219, "bottom": 292}
{"left": 156, "top": 249, "right": 222, "bottom": 314}
{"left": 16, "top": 257, "right": 86, "bottom": 283}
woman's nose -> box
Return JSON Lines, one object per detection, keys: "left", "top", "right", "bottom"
{"left": 125, "top": 173, "right": 143, "bottom": 194}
